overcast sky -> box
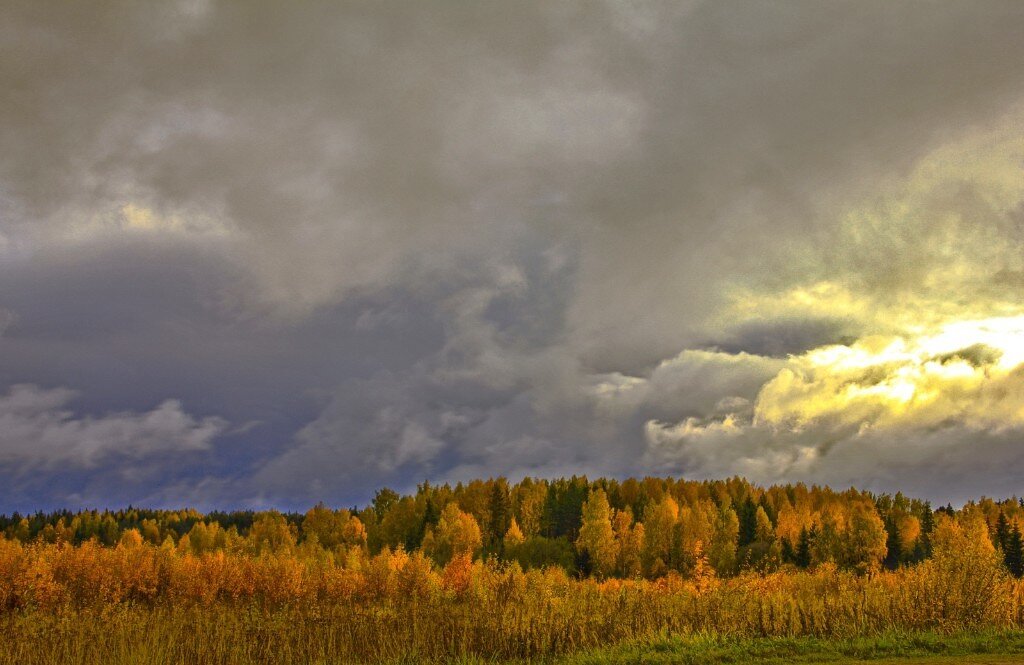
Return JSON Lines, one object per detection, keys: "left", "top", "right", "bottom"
{"left": 3, "top": 1, "right": 1024, "bottom": 511}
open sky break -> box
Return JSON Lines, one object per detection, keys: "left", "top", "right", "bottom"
{"left": 3, "top": 1, "right": 1024, "bottom": 511}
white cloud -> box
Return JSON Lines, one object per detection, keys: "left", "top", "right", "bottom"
{"left": 0, "top": 385, "right": 227, "bottom": 470}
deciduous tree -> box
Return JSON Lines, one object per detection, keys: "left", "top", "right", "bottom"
{"left": 576, "top": 489, "right": 617, "bottom": 578}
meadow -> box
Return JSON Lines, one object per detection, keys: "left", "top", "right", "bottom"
{"left": 0, "top": 530, "right": 1022, "bottom": 663}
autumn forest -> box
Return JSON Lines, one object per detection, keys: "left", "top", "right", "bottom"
{"left": 3, "top": 476, "right": 1024, "bottom": 663}
{"left": 0, "top": 476, "right": 983, "bottom": 578}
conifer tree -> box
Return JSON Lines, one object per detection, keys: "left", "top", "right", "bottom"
{"left": 884, "top": 517, "right": 902, "bottom": 570}
{"left": 417, "top": 496, "right": 440, "bottom": 549}
{"left": 488, "top": 479, "right": 512, "bottom": 549}
{"left": 914, "top": 502, "right": 935, "bottom": 561}
{"left": 996, "top": 512, "right": 1010, "bottom": 551}
{"left": 795, "top": 527, "right": 813, "bottom": 568}
{"left": 781, "top": 536, "right": 796, "bottom": 564}
{"left": 737, "top": 497, "right": 758, "bottom": 548}
{"left": 1004, "top": 525, "right": 1023, "bottom": 578}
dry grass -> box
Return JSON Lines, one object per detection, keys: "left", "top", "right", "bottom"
{"left": 2, "top": 536, "right": 1024, "bottom": 663}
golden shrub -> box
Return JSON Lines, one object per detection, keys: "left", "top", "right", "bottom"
{"left": 441, "top": 552, "right": 475, "bottom": 596}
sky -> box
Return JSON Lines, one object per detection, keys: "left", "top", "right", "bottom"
{"left": 3, "top": 1, "right": 1024, "bottom": 511}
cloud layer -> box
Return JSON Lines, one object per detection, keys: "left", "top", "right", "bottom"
{"left": 2, "top": 1, "right": 1024, "bottom": 509}
{"left": 0, "top": 385, "right": 224, "bottom": 469}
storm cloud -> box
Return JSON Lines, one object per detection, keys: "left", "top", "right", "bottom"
{"left": 3, "top": 1, "right": 1024, "bottom": 510}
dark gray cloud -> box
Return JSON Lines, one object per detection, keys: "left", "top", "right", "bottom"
{"left": 2, "top": 1, "right": 1024, "bottom": 509}
{"left": 704, "top": 318, "right": 860, "bottom": 358}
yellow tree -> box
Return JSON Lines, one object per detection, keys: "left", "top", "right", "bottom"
{"left": 690, "top": 540, "right": 717, "bottom": 593}
{"left": 139, "top": 519, "right": 161, "bottom": 544}
{"left": 897, "top": 514, "right": 922, "bottom": 555}
{"left": 677, "top": 500, "right": 716, "bottom": 574}
{"left": 927, "top": 511, "right": 1005, "bottom": 621}
{"left": 741, "top": 505, "right": 781, "bottom": 571}
{"left": 186, "top": 521, "right": 228, "bottom": 554}
{"left": 844, "top": 503, "right": 887, "bottom": 574}
{"left": 775, "top": 501, "right": 811, "bottom": 553}
{"left": 424, "top": 503, "right": 482, "bottom": 566}
{"left": 302, "top": 503, "right": 345, "bottom": 549}
{"left": 342, "top": 514, "right": 368, "bottom": 548}
{"left": 302, "top": 503, "right": 366, "bottom": 550}
{"left": 513, "top": 480, "right": 547, "bottom": 537}
{"left": 576, "top": 489, "right": 617, "bottom": 578}
{"left": 504, "top": 518, "right": 525, "bottom": 547}
{"left": 811, "top": 504, "right": 847, "bottom": 566}
{"left": 377, "top": 496, "right": 420, "bottom": 551}
{"left": 709, "top": 504, "right": 739, "bottom": 576}
{"left": 249, "top": 511, "right": 297, "bottom": 555}
{"left": 958, "top": 504, "right": 996, "bottom": 555}
{"left": 613, "top": 508, "right": 643, "bottom": 578}
{"left": 642, "top": 496, "right": 679, "bottom": 577}
{"left": 754, "top": 506, "right": 774, "bottom": 544}
{"left": 118, "top": 528, "right": 144, "bottom": 548}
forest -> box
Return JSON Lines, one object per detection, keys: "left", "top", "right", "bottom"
{"left": 3, "top": 476, "right": 1024, "bottom": 663}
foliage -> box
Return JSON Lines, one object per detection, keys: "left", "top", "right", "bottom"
{"left": 1, "top": 535, "right": 1024, "bottom": 663}
{"left": 4, "top": 474, "right": 1024, "bottom": 662}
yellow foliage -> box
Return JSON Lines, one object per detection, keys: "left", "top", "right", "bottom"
{"left": 1, "top": 499, "right": 1023, "bottom": 663}
{"left": 504, "top": 518, "right": 525, "bottom": 547}
{"left": 576, "top": 489, "right": 617, "bottom": 578}
{"left": 898, "top": 514, "right": 922, "bottom": 553}
{"left": 118, "top": 528, "right": 144, "bottom": 549}
{"left": 424, "top": 504, "right": 482, "bottom": 566}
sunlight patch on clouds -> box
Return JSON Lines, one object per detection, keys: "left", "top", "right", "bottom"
{"left": 726, "top": 116, "right": 1024, "bottom": 435}
{"left": 645, "top": 315, "right": 1024, "bottom": 486}
{"left": 639, "top": 116, "right": 1024, "bottom": 490}
{"left": 118, "top": 203, "right": 230, "bottom": 237}
{"left": 60, "top": 203, "right": 231, "bottom": 243}
{"left": 721, "top": 112, "right": 1024, "bottom": 341}
{"left": 755, "top": 316, "right": 1024, "bottom": 432}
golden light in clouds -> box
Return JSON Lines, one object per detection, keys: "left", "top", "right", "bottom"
{"left": 644, "top": 314, "right": 1024, "bottom": 486}
{"left": 724, "top": 113, "right": 1024, "bottom": 333}
{"left": 62, "top": 204, "right": 231, "bottom": 240}
{"left": 694, "top": 112, "right": 1024, "bottom": 438}
{"left": 752, "top": 315, "right": 1024, "bottom": 433}
{"left": 631, "top": 114, "right": 1024, "bottom": 480}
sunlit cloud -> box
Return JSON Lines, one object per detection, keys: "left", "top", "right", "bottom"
{"left": 755, "top": 316, "right": 1024, "bottom": 432}
{"left": 60, "top": 203, "right": 233, "bottom": 241}
{"left": 642, "top": 115, "right": 1024, "bottom": 493}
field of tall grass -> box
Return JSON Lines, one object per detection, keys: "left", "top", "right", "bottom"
{"left": 2, "top": 532, "right": 1024, "bottom": 664}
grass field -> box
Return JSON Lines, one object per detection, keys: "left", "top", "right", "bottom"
{"left": 555, "top": 632, "right": 1024, "bottom": 665}
{"left": 3, "top": 539, "right": 1024, "bottom": 664}
{"left": 5, "top": 618, "right": 1024, "bottom": 665}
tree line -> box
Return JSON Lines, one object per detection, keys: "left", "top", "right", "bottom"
{"left": 2, "top": 476, "right": 1023, "bottom": 579}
